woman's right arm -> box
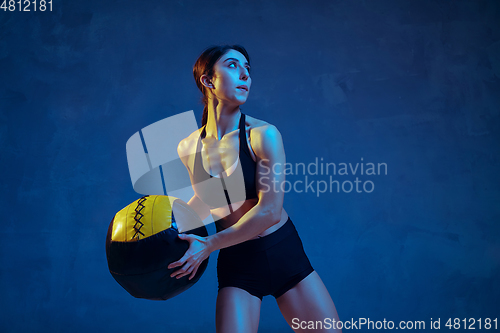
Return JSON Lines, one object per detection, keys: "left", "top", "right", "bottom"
{"left": 177, "top": 137, "right": 211, "bottom": 222}
{"left": 166, "top": 139, "right": 213, "bottom": 280}
{"left": 186, "top": 194, "right": 211, "bottom": 221}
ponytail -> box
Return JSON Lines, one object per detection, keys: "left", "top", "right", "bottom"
{"left": 201, "top": 104, "right": 208, "bottom": 127}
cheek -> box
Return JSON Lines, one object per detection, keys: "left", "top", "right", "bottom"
{"left": 216, "top": 77, "right": 235, "bottom": 94}
{"left": 214, "top": 74, "right": 232, "bottom": 90}
{"left": 216, "top": 81, "right": 232, "bottom": 96}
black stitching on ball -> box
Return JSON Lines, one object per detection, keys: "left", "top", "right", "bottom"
{"left": 133, "top": 195, "right": 149, "bottom": 240}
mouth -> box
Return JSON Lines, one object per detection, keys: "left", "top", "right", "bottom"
{"left": 236, "top": 85, "right": 248, "bottom": 92}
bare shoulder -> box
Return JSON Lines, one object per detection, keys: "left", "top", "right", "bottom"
{"left": 178, "top": 127, "right": 203, "bottom": 152}
{"left": 245, "top": 114, "right": 281, "bottom": 136}
{"left": 245, "top": 114, "right": 283, "bottom": 158}
{"left": 177, "top": 127, "right": 204, "bottom": 170}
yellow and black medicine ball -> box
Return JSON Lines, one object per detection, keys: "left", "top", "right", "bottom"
{"left": 105, "top": 195, "right": 209, "bottom": 301}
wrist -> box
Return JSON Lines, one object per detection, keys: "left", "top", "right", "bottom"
{"left": 206, "top": 234, "right": 220, "bottom": 253}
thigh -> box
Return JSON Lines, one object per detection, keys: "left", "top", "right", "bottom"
{"left": 216, "top": 287, "right": 262, "bottom": 333}
{"left": 276, "top": 271, "right": 342, "bottom": 333}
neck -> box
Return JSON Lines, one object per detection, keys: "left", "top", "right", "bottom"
{"left": 205, "top": 100, "right": 242, "bottom": 141}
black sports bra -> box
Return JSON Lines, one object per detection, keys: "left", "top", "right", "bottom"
{"left": 192, "top": 113, "right": 258, "bottom": 210}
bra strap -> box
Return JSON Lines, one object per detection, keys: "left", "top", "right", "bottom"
{"left": 239, "top": 113, "right": 252, "bottom": 157}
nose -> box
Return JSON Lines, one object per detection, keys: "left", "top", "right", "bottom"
{"left": 240, "top": 67, "right": 250, "bottom": 80}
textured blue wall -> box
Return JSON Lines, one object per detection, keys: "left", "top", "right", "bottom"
{"left": 1, "top": 0, "right": 499, "bottom": 332}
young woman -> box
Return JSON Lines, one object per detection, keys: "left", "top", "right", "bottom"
{"left": 168, "top": 45, "right": 342, "bottom": 333}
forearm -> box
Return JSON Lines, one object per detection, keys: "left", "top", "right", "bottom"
{"left": 187, "top": 194, "right": 211, "bottom": 221}
{"left": 206, "top": 204, "right": 281, "bottom": 252}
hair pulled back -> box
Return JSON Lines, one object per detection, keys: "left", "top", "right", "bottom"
{"left": 193, "top": 44, "right": 251, "bottom": 126}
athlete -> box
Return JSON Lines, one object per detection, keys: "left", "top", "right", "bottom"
{"left": 168, "top": 45, "right": 342, "bottom": 333}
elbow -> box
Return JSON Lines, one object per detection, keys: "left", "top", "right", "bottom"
{"left": 260, "top": 205, "right": 282, "bottom": 226}
{"left": 187, "top": 195, "right": 211, "bottom": 222}
{"left": 271, "top": 210, "right": 281, "bottom": 225}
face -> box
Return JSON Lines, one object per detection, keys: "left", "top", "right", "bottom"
{"left": 202, "top": 49, "right": 251, "bottom": 105}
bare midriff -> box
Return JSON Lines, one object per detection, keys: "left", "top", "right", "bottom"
{"left": 210, "top": 197, "right": 289, "bottom": 239}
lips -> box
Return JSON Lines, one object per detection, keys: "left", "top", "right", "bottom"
{"left": 236, "top": 85, "right": 248, "bottom": 91}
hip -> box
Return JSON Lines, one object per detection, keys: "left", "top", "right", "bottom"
{"left": 218, "top": 216, "right": 301, "bottom": 257}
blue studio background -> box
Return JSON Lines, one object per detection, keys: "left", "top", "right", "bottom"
{"left": 1, "top": 0, "right": 499, "bottom": 332}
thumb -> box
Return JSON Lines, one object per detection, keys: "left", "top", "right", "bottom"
{"left": 178, "top": 233, "right": 195, "bottom": 243}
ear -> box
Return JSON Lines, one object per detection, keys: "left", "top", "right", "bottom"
{"left": 200, "top": 74, "right": 213, "bottom": 89}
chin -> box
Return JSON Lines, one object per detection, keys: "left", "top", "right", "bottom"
{"left": 238, "top": 96, "right": 249, "bottom": 104}
{"left": 230, "top": 98, "right": 247, "bottom": 106}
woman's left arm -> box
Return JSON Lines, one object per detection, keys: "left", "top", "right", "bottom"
{"left": 168, "top": 124, "right": 287, "bottom": 279}
{"left": 206, "top": 123, "right": 286, "bottom": 250}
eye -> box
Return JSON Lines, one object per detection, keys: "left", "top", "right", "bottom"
{"left": 228, "top": 62, "right": 251, "bottom": 74}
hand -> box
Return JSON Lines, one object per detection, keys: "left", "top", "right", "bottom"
{"left": 167, "top": 233, "right": 211, "bottom": 280}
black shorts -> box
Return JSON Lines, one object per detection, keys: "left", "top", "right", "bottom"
{"left": 217, "top": 217, "right": 314, "bottom": 300}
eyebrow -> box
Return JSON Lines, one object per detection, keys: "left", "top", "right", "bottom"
{"left": 223, "top": 57, "right": 250, "bottom": 66}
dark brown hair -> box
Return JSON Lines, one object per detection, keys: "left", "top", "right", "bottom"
{"left": 193, "top": 45, "right": 251, "bottom": 126}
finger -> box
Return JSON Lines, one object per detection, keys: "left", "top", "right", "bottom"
{"left": 170, "top": 268, "right": 180, "bottom": 278}
{"left": 180, "top": 270, "right": 193, "bottom": 279}
{"left": 171, "top": 268, "right": 185, "bottom": 278}
{"left": 170, "top": 264, "right": 187, "bottom": 277}
{"left": 175, "top": 270, "right": 188, "bottom": 279}
{"left": 168, "top": 253, "right": 189, "bottom": 269}
{"left": 189, "top": 264, "right": 199, "bottom": 280}
{"left": 178, "top": 233, "right": 200, "bottom": 241}
{"left": 177, "top": 264, "right": 194, "bottom": 279}
{"left": 168, "top": 260, "right": 183, "bottom": 269}
{"left": 171, "top": 262, "right": 191, "bottom": 278}
{"left": 170, "top": 262, "right": 188, "bottom": 277}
